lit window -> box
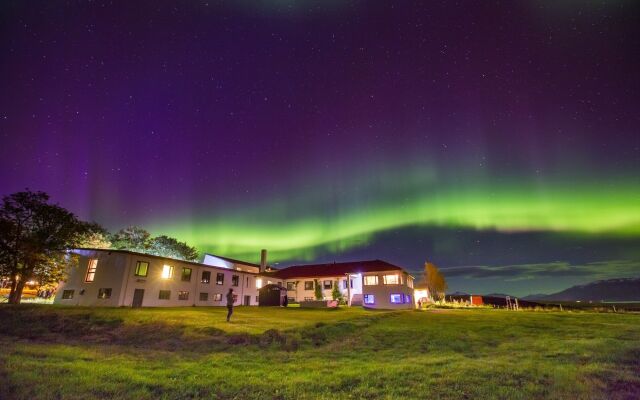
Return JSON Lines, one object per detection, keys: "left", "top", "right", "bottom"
{"left": 383, "top": 275, "right": 399, "bottom": 285}
{"left": 162, "top": 265, "right": 174, "bottom": 279}
{"left": 232, "top": 275, "right": 239, "bottom": 287}
{"left": 97, "top": 288, "right": 112, "bottom": 299}
{"left": 323, "top": 280, "right": 332, "bottom": 289}
{"left": 216, "top": 273, "right": 224, "bottom": 285}
{"left": 181, "top": 268, "right": 192, "bottom": 282}
{"left": 159, "top": 290, "right": 171, "bottom": 300}
{"left": 178, "top": 291, "right": 189, "bottom": 300}
{"left": 134, "top": 261, "right": 149, "bottom": 277}
{"left": 404, "top": 294, "right": 412, "bottom": 304}
{"left": 85, "top": 259, "right": 98, "bottom": 282}
{"left": 213, "top": 293, "right": 222, "bottom": 301}
{"left": 390, "top": 294, "right": 403, "bottom": 304}
{"left": 256, "top": 278, "right": 263, "bottom": 289}
{"left": 304, "top": 281, "right": 313, "bottom": 290}
{"left": 364, "top": 276, "right": 378, "bottom": 285}
{"left": 286, "top": 282, "right": 295, "bottom": 290}
{"left": 201, "top": 271, "right": 211, "bottom": 284}
{"left": 199, "top": 292, "right": 208, "bottom": 301}
{"left": 407, "top": 278, "right": 414, "bottom": 289}
{"left": 62, "top": 290, "right": 74, "bottom": 299}
{"left": 364, "top": 294, "right": 375, "bottom": 304}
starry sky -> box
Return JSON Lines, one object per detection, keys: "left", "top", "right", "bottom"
{"left": 1, "top": 1, "right": 639, "bottom": 296}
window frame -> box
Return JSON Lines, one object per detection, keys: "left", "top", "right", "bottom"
{"left": 178, "top": 291, "right": 189, "bottom": 301}
{"left": 62, "top": 289, "right": 74, "bottom": 299}
{"left": 158, "top": 290, "right": 171, "bottom": 300}
{"left": 286, "top": 282, "right": 295, "bottom": 290}
{"left": 85, "top": 259, "right": 98, "bottom": 282}
{"left": 161, "top": 265, "right": 174, "bottom": 279}
{"left": 216, "top": 273, "right": 224, "bottom": 285}
{"left": 199, "top": 292, "right": 208, "bottom": 301}
{"left": 181, "top": 267, "right": 192, "bottom": 282}
{"left": 383, "top": 274, "right": 400, "bottom": 285}
{"left": 390, "top": 293, "right": 403, "bottom": 304}
{"left": 323, "top": 280, "right": 332, "bottom": 289}
{"left": 134, "top": 261, "right": 149, "bottom": 277}
{"left": 364, "top": 275, "right": 378, "bottom": 286}
{"left": 363, "top": 294, "right": 375, "bottom": 305}
{"left": 201, "top": 271, "right": 211, "bottom": 284}
{"left": 231, "top": 275, "right": 239, "bottom": 287}
{"left": 213, "top": 293, "right": 222, "bottom": 301}
{"left": 97, "top": 288, "right": 112, "bottom": 299}
{"left": 304, "top": 281, "right": 314, "bottom": 290}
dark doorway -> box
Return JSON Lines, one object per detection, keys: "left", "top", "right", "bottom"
{"left": 244, "top": 295, "right": 251, "bottom": 306}
{"left": 132, "top": 289, "right": 144, "bottom": 307}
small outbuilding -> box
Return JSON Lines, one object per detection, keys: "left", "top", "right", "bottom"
{"left": 258, "top": 284, "right": 288, "bottom": 306}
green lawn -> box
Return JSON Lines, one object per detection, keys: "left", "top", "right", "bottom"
{"left": 0, "top": 305, "right": 638, "bottom": 399}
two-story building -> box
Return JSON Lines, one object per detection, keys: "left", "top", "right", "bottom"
{"left": 53, "top": 248, "right": 274, "bottom": 307}
{"left": 271, "top": 260, "right": 415, "bottom": 309}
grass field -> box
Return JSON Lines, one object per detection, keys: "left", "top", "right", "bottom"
{"left": 0, "top": 305, "right": 639, "bottom": 399}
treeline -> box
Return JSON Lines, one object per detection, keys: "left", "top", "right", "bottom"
{"left": 0, "top": 190, "right": 199, "bottom": 304}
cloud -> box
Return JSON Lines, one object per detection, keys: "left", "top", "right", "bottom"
{"left": 442, "top": 260, "right": 640, "bottom": 281}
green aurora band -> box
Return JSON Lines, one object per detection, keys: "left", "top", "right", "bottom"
{"left": 148, "top": 176, "right": 640, "bottom": 262}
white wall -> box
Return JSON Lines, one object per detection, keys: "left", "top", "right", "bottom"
{"left": 360, "top": 271, "right": 414, "bottom": 309}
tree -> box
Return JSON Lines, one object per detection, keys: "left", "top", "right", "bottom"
{"left": 314, "top": 279, "right": 323, "bottom": 300}
{"left": 0, "top": 190, "right": 98, "bottom": 304}
{"left": 78, "top": 223, "right": 111, "bottom": 249}
{"left": 110, "top": 226, "right": 151, "bottom": 252}
{"left": 331, "top": 279, "right": 343, "bottom": 303}
{"left": 423, "top": 261, "right": 448, "bottom": 301}
{"left": 148, "top": 235, "right": 199, "bottom": 261}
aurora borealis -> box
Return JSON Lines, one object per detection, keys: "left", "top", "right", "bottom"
{"left": 1, "top": 1, "right": 639, "bottom": 295}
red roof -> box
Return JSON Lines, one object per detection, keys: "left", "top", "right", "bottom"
{"left": 273, "top": 259, "right": 404, "bottom": 280}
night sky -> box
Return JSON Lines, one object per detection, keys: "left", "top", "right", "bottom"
{"left": 1, "top": 1, "right": 639, "bottom": 296}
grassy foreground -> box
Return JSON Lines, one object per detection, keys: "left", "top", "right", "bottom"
{"left": 0, "top": 306, "right": 639, "bottom": 399}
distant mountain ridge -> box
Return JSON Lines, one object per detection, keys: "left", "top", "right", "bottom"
{"left": 523, "top": 278, "right": 640, "bottom": 302}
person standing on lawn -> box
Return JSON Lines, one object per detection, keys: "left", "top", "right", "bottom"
{"left": 226, "top": 288, "right": 234, "bottom": 322}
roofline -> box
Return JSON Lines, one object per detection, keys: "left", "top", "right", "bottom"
{"left": 71, "top": 248, "right": 261, "bottom": 275}
{"left": 203, "top": 252, "right": 265, "bottom": 268}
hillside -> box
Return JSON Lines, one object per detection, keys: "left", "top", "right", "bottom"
{"left": 526, "top": 277, "right": 640, "bottom": 302}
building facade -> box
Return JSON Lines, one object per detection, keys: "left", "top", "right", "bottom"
{"left": 54, "top": 249, "right": 271, "bottom": 307}
{"left": 272, "top": 260, "right": 415, "bottom": 309}
{"left": 54, "top": 250, "right": 414, "bottom": 310}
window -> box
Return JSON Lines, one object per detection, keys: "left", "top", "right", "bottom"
{"left": 97, "top": 288, "right": 112, "bottom": 299}
{"left": 256, "top": 278, "right": 263, "bottom": 289}
{"left": 178, "top": 291, "right": 189, "bottom": 300}
{"left": 213, "top": 293, "right": 222, "bottom": 301}
{"left": 383, "top": 275, "right": 399, "bottom": 285}
{"left": 390, "top": 294, "right": 403, "bottom": 304}
{"left": 199, "top": 292, "right": 208, "bottom": 301}
{"left": 216, "top": 273, "right": 224, "bottom": 285}
{"left": 404, "top": 294, "right": 412, "bottom": 304}
{"left": 246, "top": 277, "right": 249, "bottom": 288}
{"left": 342, "top": 279, "right": 354, "bottom": 289}
{"left": 364, "top": 275, "right": 378, "bottom": 285}
{"left": 201, "top": 271, "right": 211, "bottom": 284}
{"left": 304, "top": 281, "right": 314, "bottom": 290}
{"left": 408, "top": 278, "right": 414, "bottom": 289}
{"left": 286, "top": 282, "right": 295, "bottom": 290}
{"left": 255, "top": 296, "right": 259, "bottom": 303}
{"left": 162, "top": 265, "right": 174, "bottom": 279}
{"left": 232, "top": 275, "right": 239, "bottom": 287}
{"left": 364, "top": 294, "right": 375, "bottom": 304}
{"left": 134, "top": 261, "right": 149, "bottom": 277}
{"left": 159, "top": 290, "right": 171, "bottom": 300}
{"left": 62, "top": 290, "right": 74, "bottom": 299}
{"left": 323, "top": 280, "right": 332, "bottom": 289}
{"left": 181, "top": 268, "right": 192, "bottom": 282}
{"left": 85, "top": 259, "right": 98, "bottom": 282}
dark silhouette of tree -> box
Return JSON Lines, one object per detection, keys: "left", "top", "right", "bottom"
{"left": 148, "top": 235, "right": 199, "bottom": 262}
{"left": 110, "top": 226, "right": 199, "bottom": 261}
{"left": 0, "top": 190, "right": 103, "bottom": 304}
{"left": 110, "top": 226, "right": 151, "bottom": 253}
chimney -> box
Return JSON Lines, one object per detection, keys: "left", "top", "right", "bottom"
{"left": 260, "top": 249, "right": 267, "bottom": 273}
